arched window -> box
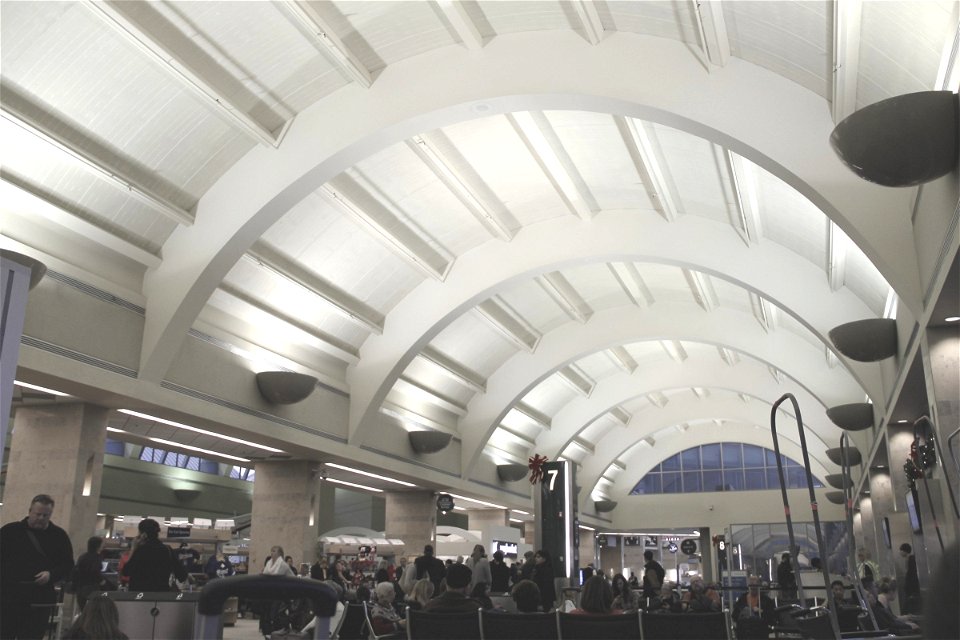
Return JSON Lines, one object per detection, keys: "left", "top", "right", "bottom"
{"left": 631, "top": 443, "right": 823, "bottom": 495}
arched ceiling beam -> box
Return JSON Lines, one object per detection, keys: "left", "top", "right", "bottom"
{"left": 458, "top": 302, "right": 860, "bottom": 478}
{"left": 534, "top": 356, "right": 830, "bottom": 460}
{"left": 597, "top": 425, "right": 833, "bottom": 505}
{"left": 139, "top": 32, "right": 918, "bottom": 384}
{"left": 577, "top": 400, "right": 835, "bottom": 511}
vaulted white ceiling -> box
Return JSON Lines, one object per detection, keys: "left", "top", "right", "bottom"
{"left": 3, "top": 0, "right": 958, "bottom": 516}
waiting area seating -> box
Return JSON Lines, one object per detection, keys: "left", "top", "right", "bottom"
{"left": 405, "top": 608, "right": 733, "bottom": 640}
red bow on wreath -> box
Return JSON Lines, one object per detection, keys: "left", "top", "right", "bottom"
{"left": 528, "top": 454, "right": 549, "bottom": 484}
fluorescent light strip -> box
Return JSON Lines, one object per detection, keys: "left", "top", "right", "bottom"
{"left": 447, "top": 493, "right": 506, "bottom": 510}
{"left": 326, "top": 463, "right": 416, "bottom": 487}
{"left": 511, "top": 509, "right": 530, "bottom": 515}
{"left": 119, "top": 409, "right": 283, "bottom": 453}
{"left": 509, "top": 518, "right": 523, "bottom": 523}
{"left": 149, "top": 437, "right": 250, "bottom": 463}
{"left": 325, "top": 478, "right": 382, "bottom": 493}
{"left": 453, "top": 506, "right": 467, "bottom": 511}
{"left": 14, "top": 380, "right": 70, "bottom": 396}
{"left": 106, "top": 427, "right": 125, "bottom": 433}
{"left": 579, "top": 525, "right": 596, "bottom": 531}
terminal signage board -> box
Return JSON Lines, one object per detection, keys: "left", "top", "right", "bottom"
{"left": 492, "top": 540, "right": 519, "bottom": 558}
{"left": 680, "top": 539, "right": 698, "bottom": 555}
{"left": 536, "top": 460, "right": 578, "bottom": 583}
{"left": 167, "top": 526, "right": 191, "bottom": 538}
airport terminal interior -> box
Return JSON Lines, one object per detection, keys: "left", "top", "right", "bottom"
{"left": 1, "top": 0, "right": 958, "bottom": 634}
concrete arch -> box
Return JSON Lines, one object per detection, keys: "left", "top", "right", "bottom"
{"left": 350, "top": 210, "right": 882, "bottom": 451}
{"left": 598, "top": 427, "right": 834, "bottom": 506}
{"left": 535, "top": 354, "right": 830, "bottom": 459}
{"left": 577, "top": 398, "right": 836, "bottom": 511}
{"left": 139, "top": 31, "right": 916, "bottom": 393}
{"left": 459, "top": 301, "right": 859, "bottom": 477}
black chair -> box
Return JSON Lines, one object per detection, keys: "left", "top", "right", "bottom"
{"left": 639, "top": 610, "right": 731, "bottom": 640}
{"left": 338, "top": 603, "right": 369, "bottom": 640}
{"left": 556, "top": 611, "right": 641, "bottom": 639}
{"left": 406, "top": 606, "right": 482, "bottom": 640}
{"left": 480, "top": 610, "right": 558, "bottom": 640}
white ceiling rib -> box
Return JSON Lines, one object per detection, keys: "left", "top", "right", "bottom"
{"left": 572, "top": 0, "right": 606, "bottom": 45}
{"left": 613, "top": 117, "right": 682, "bottom": 222}
{"left": 475, "top": 297, "right": 542, "bottom": 353}
{"left": 244, "top": 242, "right": 384, "bottom": 334}
{"left": 692, "top": 0, "right": 731, "bottom": 68}
{"left": 830, "top": 0, "right": 863, "bottom": 124}
{"left": 724, "top": 151, "right": 763, "bottom": 245}
{"left": 436, "top": 0, "right": 486, "bottom": 51}
{"left": 279, "top": 0, "right": 373, "bottom": 88}
{"left": 83, "top": 0, "right": 287, "bottom": 148}
{"left": 0, "top": 107, "right": 194, "bottom": 227}
{"left": 607, "top": 263, "right": 656, "bottom": 307}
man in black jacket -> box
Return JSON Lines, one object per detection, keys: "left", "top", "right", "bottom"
{"left": 0, "top": 494, "right": 74, "bottom": 639}
{"left": 414, "top": 544, "right": 446, "bottom": 591}
{"left": 121, "top": 518, "right": 188, "bottom": 591}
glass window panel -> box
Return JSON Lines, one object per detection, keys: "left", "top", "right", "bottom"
{"left": 743, "top": 445, "right": 764, "bottom": 467}
{"left": 662, "top": 454, "right": 681, "bottom": 471}
{"left": 767, "top": 468, "right": 782, "bottom": 489}
{"left": 229, "top": 466, "right": 242, "bottom": 479}
{"left": 650, "top": 463, "right": 662, "bottom": 473}
{"left": 199, "top": 459, "right": 219, "bottom": 475}
{"left": 681, "top": 448, "right": 701, "bottom": 470}
{"left": 724, "top": 469, "right": 745, "bottom": 491}
{"left": 662, "top": 472, "right": 682, "bottom": 493}
{"left": 186, "top": 457, "right": 200, "bottom": 471}
{"left": 105, "top": 439, "right": 125, "bottom": 456}
{"left": 812, "top": 477, "right": 824, "bottom": 488}
{"left": 139, "top": 447, "right": 154, "bottom": 461}
{"left": 703, "top": 470, "right": 723, "bottom": 491}
{"left": 745, "top": 468, "right": 766, "bottom": 490}
{"left": 682, "top": 471, "right": 702, "bottom": 492}
{"left": 246, "top": 469, "right": 255, "bottom": 482}
{"left": 765, "top": 449, "right": 779, "bottom": 466}
{"left": 722, "top": 443, "right": 743, "bottom": 468}
{"left": 163, "top": 451, "right": 178, "bottom": 466}
{"left": 645, "top": 474, "right": 662, "bottom": 494}
{"left": 702, "top": 444, "right": 722, "bottom": 469}
{"left": 787, "top": 467, "right": 807, "bottom": 489}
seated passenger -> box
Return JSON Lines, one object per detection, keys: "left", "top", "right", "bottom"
{"left": 300, "top": 580, "right": 345, "bottom": 636}
{"left": 733, "top": 576, "right": 777, "bottom": 626}
{"left": 405, "top": 578, "right": 434, "bottom": 612}
{"left": 470, "top": 581, "right": 496, "bottom": 610}
{"left": 370, "top": 582, "right": 405, "bottom": 637}
{"left": 63, "top": 594, "right": 129, "bottom": 640}
{"left": 570, "top": 575, "right": 623, "bottom": 615}
{"left": 422, "top": 563, "right": 483, "bottom": 613}
{"left": 611, "top": 573, "right": 639, "bottom": 611}
{"left": 868, "top": 591, "right": 919, "bottom": 636}
{"left": 830, "top": 580, "right": 850, "bottom": 606}
{"left": 681, "top": 576, "right": 720, "bottom": 612}
{"left": 511, "top": 579, "right": 541, "bottom": 613}
{"left": 656, "top": 581, "right": 682, "bottom": 612}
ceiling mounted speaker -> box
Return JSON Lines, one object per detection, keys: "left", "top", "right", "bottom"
{"left": 1, "top": 249, "right": 47, "bottom": 290}
{"left": 826, "top": 447, "right": 862, "bottom": 466}
{"left": 827, "top": 403, "right": 875, "bottom": 431}
{"left": 830, "top": 91, "right": 959, "bottom": 187}
{"left": 828, "top": 319, "right": 897, "bottom": 362}
{"left": 825, "top": 491, "right": 846, "bottom": 505}
{"left": 255, "top": 371, "right": 317, "bottom": 405}
{"left": 825, "top": 473, "right": 853, "bottom": 490}
{"left": 173, "top": 489, "right": 200, "bottom": 502}
{"left": 409, "top": 430, "right": 452, "bottom": 454}
{"left": 594, "top": 500, "right": 618, "bottom": 513}
{"left": 497, "top": 464, "right": 528, "bottom": 482}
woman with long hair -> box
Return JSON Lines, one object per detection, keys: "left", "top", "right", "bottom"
{"left": 531, "top": 549, "right": 557, "bottom": 611}
{"left": 73, "top": 536, "right": 106, "bottom": 610}
{"left": 571, "top": 575, "right": 621, "bottom": 615}
{"left": 611, "top": 573, "right": 638, "bottom": 611}
{"left": 405, "top": 578, "right": 435, "bottom": 611}
{"left": 63, "top": 594, "right": 128, "bottom": 639}
{"left": 465, "top": 543, "right": 491, "bottom": 590}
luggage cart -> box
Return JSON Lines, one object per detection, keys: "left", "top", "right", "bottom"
{"left": 196, "top": 575, "right": 337, "bottom": 639}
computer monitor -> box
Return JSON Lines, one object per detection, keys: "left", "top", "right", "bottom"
{"left": 905, "top": 488, "right": 922, "bottom": 534}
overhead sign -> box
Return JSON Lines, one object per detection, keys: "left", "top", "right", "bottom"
{"left": 166, "top": 526, "right": 191, "bottom": 538}
{"left": 623, "top": 536, "right": 641, "bottom": 546}
{"left": 680, "top": 539, "right": 698, "bottom": 555}
{"left": 667, "top": 542, "right": 679, "bottom": 554}
{"left": 436, "top": 494, "right": 454, "bottom": 513}
{"left": 493, "top": 540, "right": 518, "bottom": 558}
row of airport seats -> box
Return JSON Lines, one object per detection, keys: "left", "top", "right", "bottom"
{"left": 394, "top": 607, "right": 733, "bottom": 640}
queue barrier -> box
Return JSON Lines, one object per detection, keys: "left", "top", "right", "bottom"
{"left": 106, "top": 591, "right": 201, "bottom": 640}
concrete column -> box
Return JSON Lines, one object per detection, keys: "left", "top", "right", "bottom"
{"left": 468, "top": 509, "right": 508, "bottom": 535}
{"left": 384, "top": 491, "right": 436, "bottom": 560}
{"left": 923, "top": 327, "right": 960, "bottom": 544}
{"left": 250, "top": 460, "right": 320, "bottom": 571}
{"left": 2, "top": 403, "right": 108, "bottom": 556}
{"left": 868, "top": 470, "right": 896, "bottom": 577}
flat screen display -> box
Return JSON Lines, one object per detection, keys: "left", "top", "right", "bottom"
{"left": 905, "top": 489, "right": 922, "bottom": 534}
{"left": 881, "top": 517, "right": 891, "bottom": 549}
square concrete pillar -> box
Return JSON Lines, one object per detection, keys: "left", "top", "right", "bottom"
{"left": 385, "top": 491, "right": 436, "bottom": 560}
{"left": 250, "top": 460, "right": 321, "bottom": 571}
{"left": 468, "top": 508, "right": 509, "bottom": 534}
{"left": 2, "top": 403, "right": 108, "bottom": 556}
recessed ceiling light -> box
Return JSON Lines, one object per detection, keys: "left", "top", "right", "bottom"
{"left": 14, "top": 380, "right": 70, "bottom": 396}
{"left": 119, "top": 409, "right": 283, "bottom": 453}
{"left": 945, "top": 316, "right": 960, "bottom": 322}
{"left": 324, "top": 478, "right": 382, "bottom": 493}
{"left": 325, "top": 463, "right": 416, "bottom": 487}
{"left": 148, "top": 437, "right": 250, "bottom": 463}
